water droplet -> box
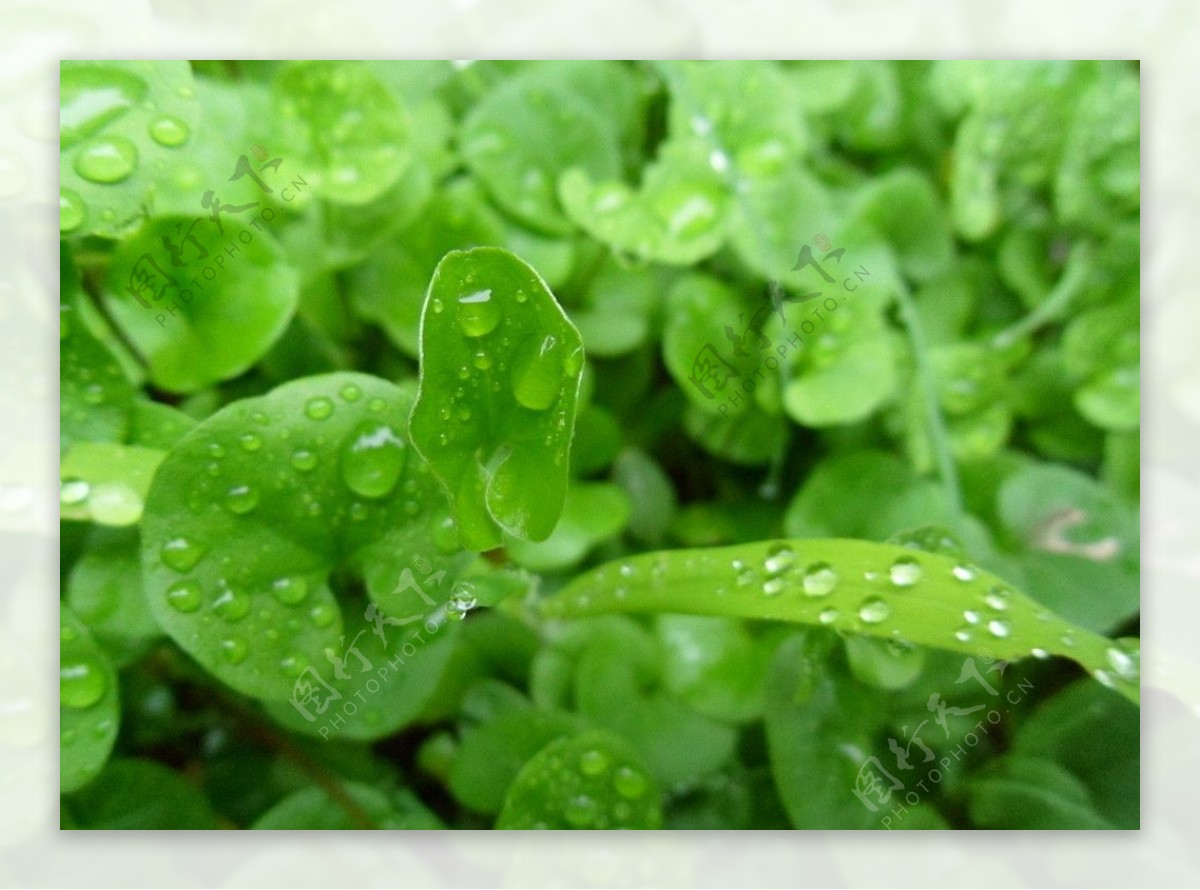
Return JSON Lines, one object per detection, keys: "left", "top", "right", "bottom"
{"left": 291, "top": 449, "right": 318, "bottom": 472}
{"left": 447, "top": 582, "right": 478, "bottom": 621}
{"left": 801, "top": 562, "right": 838, "bottom": 597}
{"left": 430, "top": 298, "right": 444, "bottom": 314}
{"left": 987, "top": 619, "right": 1010, "bottom": 639}
{"left": 73, "top": 136, "right": 138, "bottom": 183}
{"left": 60, "top": 477, "right": 90, "bottom": 505}
{"left": 213, "top": 586, "right": 250, "bottom": 621}
{"left": 1093, "top": 668, "right": 1116, "bottom": 689}
{"left": 564, "top": 794, "right": 597, "bottom": 828}
{"left": 984, "top": 586, "right": 1010, "bottom": 611}
{"left": 889, "top": 556, "right": 922, "bottom": 588}
{"left": 340, "top": 383, "right": 362, "bottom": 402}
{"left": 309, "top": 602, "right": 337, "bottom": 628}
{"left": 208, "top": 443, "right": 226, "bottom": 459}
{"left": 60, "top": 657, "right": 107, "bottom": 709}
{"left": 339, "top": 420, "right": 407, "bottom": 500}
{"left": 763, "top": 543, "right": 795, "bottom": 575}
{"left": 349, "top": 503, "right": 368, "bottom": 522}
{"left": 818, "top": 607, "right": 839, "bottom": 625}
{"left": 858, "top": 597, "right": 891, "bottom": 624}
{"left": 472, "top": 350, "right": 493, "bottom": 370}
{"left": 735, "top": 565, "right": 756, "bottom": 587}
{"left": 60, "top": 66, "right": 147, "bottom": 149}
{"left": 271, "top": 577, "right": 309, "bottom": 606}
{"left": 1106, "top": 644, "right": 1139, "bottom": 680}
{"left": 305, "top": 396, "right": 335, "bottom": 421}
{"left": 963, "top": 610, "right": 981, "bottom": 625}
{"left": 165, "top": 580, "right": 202, "bottom": 613}
{"left": 1030, "top": 647, "right": 1049, "bottom": 660}
{"left": 148, "top": 115, "right": 189, "bottom": 146}
{"left": 458, "top": 288, "right": 500, "bottom": 337}
{"left": 60, "top": 189, "right": 85, "bottom": 232}
{"left": 280, "top": 653, "right": 304, "bottom": 675}
{"left": 1060, "top": 632, "right": 1077, "bottom": 648}
{"left": 952, "top": 564, "right": 977, "bottom": 582}
{"left": 579, "top": 749, "right": 609, "bottom": 776}
{"left": 512, "top": 334, "right": 562, "bottom": 411}
{"left": 762, "top": 577, "right": 786, "bottom": 596}
{"left": 613, "top": 766, "right": 647, "bottom": 799}
{"left": 709, "top": 149, "right": 730, "bottom": 172}
{"left": 224, "top": 484, "right": 260, "bottom": 514}
{"left": 368, "top": 397, "right": 386, "bottom": 413}
{"left": 88, "top": 482, "right": 143, "bottom": 525}
{"left": 220, "top": 637, "right": 248, "bottom": 664}
{"left": 954, "top": 627, "right": 972, "bottom": 642}
{"left": 238, "top": 432, "right": 263, "bottom": 452}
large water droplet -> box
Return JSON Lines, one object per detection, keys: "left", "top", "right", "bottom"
{"left": 309, "top": 602, "right": 337, "bottom": 628}
{"left": 165, "top": 580, "right": 202, "bottom": 613}
{"left": 148, "top": 115, "right": 189, "bottom": 147}
{"left": 963, "top": 609, "right": 981, "bottom": 625}
{"left": 238, "top": 432, "right": 263, "bottom": 452}
{"left": 340, "top": 383, "right": 362, "bottom": 402}
{"left": 762, "top": 577, "right": 786, "bottom": 596}
{"left": 224, "top": 484, "right": 260, "bottom": 514}
{"left": 271, "top": 577, "right": 310, "bottom": 606}
{"left": 458, "top": 288, "right": 499, "bottom": 337}
{"left": 987, "top": 619, "right": 1010, "bottom": 639}
{"left": 801, "top": 562, "right": 837, "bottom": 597}
{"left": 564, "top": 794, "right": 598, "bottom": 828}
{"left": 213, "top": 586, "right": 250, "bottom": 621}
{"left": 1106, "top": 643, "right": 1139, "bottom": 680}
{"left": 305, "top": 396, "right": 335, "bottom": 421}
{"left": 818, "top": 607, "right": 839, "bottom": 625}
{"left": 579, "top": 749, "right": 609, "bottom": 776}
{"left": 340, "top": 420, "right": 407, "bottom": 499}
{"left": 447, "top": 582, "right": 478, "bottom": 621}
{"left": 60, "top": 657, "right": 107, "bottom": 709}
{"left": 472, "top": 350, "right": 493, "bottom": 370}
{"left": 984, "top": 586, "right": 1011, "bottom": 611}
{"left": 73, "top": 136, "right": 138, "bottom": 183}
{"left": 512, "top": 334, "right": 562, "bottom": 411}
{"left": 858, "top": 597, "right": 891, "bottom": 624}
{"left": 88, "top": 482, "right": 143, "bottom": 525}
{"left": 889, "top": 556, "right": 922, "bottom": 588}
{"left": 60, "top": 477, "right": 90, "bottom": 505}
{"left": 952, "top": 564, "right": 978, "bottom": 582}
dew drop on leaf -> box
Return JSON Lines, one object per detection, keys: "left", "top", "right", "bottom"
{"left": 858, "top": 596, "right": 891, "bottom": 624}
{"left": 148, "top": 115, "right": 189, "bottom": 147}
{"left": 340, "top": 420, "right": 407, "bottom": 499}
{"left": 271, "top": 576, "right": 310, "bottom": 606}
{"left": 801, "top": 561, "right": 837, "bottom": 597}
{"left": 987, "top": 619, "right": 1010, "bottom": 639}
{"left": 457, "top": 288, "right": 500, "bottom": 337}
{"left": 579, "top": 750, "right": 609, "bottom": 776}
{"left": 213, "top": 586, "right": 251, "bottom": 621}
{"left": 290, "top": 449, "right": 318, "bottom": 472}
{"left": 304, "top": 396, "right": 335, "bottom": 421}
{"left": 763, "top": 543, "right": 795, "bottom": 575}
{"left": 952, "top": 564, "right": 978, "bottom": 582}
{"left": 220, "top": 637, "right": 248, "bottom": 664}
{"left": 60, "top": 656, "right": 108, "bottom": 709}
{"left": 73, "top": 136, "right": 138, "bottom": 183}
{"left": 613, "top": 766, "right": 648, "bottom": 800}
{"left": 60, "top": 477, "right": 90, "bottom": 505}
{"left": 224, "top": 483, "right": 260, "bottom": 515}
{"left": 889, "top": 556, "right": 922, "bottom": 587}
{"left": 60, "top": 189, "right": 86, "bottom": 232}
{"left": 165, "top": 580, "right": 202, "bottom": 613}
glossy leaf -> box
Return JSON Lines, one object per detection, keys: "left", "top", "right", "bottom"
{"left": 252, "top": 783, "right": 443, "bottom": 829}
{"left": 539, "top": 538, "right": 1139, "bottom": 705}
{"left": 60, "top": 607, "right": 120, "bottom": 793}
{"left": 65, "top": 759, "right": 218, "bottom": 828}
{"left": 410, "top": 247, "right": 585, "bottom": 551}
{"left": 60, "top": 60, "right": 200, "bottom": 238}
{"left": 60, "top": 443, "right": 165, "bottom": 527}
{"left": 496, "top": 730, "right": 662, "bottom": 829}
{"left": 141, "top": 372, "right": 471, "bottom": 702}
{"left": 60, "top": 301, "right": 135, "bottom": 452}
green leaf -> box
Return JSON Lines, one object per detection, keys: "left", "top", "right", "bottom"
{"left": 60, "top": 60, "right": 200, "bottom": 238}
{"left": 272, "top": 61, "right": 411, "bottom": 206}
{"left": 252, "top": 782, "right": 443, "bottom": 829}
{"left": 141, "top": 372, "right": 471, "bottom": 703}
{"left": 448, "top": 709, "right": 581, "bottom": 814}
{"left": 496, "top": 729, "right": 662, "bottom": 829}
{"left": 505, "top": 483, "right": 630, "bottom": 573}
{"left": 65, "top": 759, "right": 218, "bottom": 828}
{"left": 967, "top": 756, "right": 1115, "bottom": 829}
{"left": 410, "top": 247, "right": 585, "bottom": 551}
{"left": 60, "top": 443, "right": 166, "bottom": 526}
{"left": 101, "top": 215, "right": 299, "bottom": 393}
{"left": 1056, "top": 70, "right": 1139, "bottom": 229}
{"left": 60, "top": 607, "right": 120, "bottom": 793}
{"left": 461, "top": 65, "right": 622, "bottom": 234}
{"left": 764, "top": 635, "right": 883, "bottom": 828}
{"left": 539, "top": 538, "right": 1139, "bottom": 705}
{"left": 60, "top": 301, "right": 135, "bottom": 453}
{"left": 129, "top": 398, "right": 197, "bottom": 449}
{"left": 66, "top": 528, "right": 161, "bottom": 665}
{"left": 846, "top": 169, "right": 954, "bottom": 283}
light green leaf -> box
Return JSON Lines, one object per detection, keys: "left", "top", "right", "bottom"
{"left": 101, "top": 215, "right": 299, "bottom": 393}
{"left": 60, "top": 60, "right": 200, "bottom": 238}
{"left": 410, "top": 247, "right": 585, "bottom": 551}
{"left": 60, "top": 443, "right": 166, "bottom": 527}
{"left": 60, "top": 607, "right": 120, "bottom": 793}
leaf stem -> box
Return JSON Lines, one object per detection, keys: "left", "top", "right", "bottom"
{"left": 991, "top": 241, "right": 1094, "bottom": 349}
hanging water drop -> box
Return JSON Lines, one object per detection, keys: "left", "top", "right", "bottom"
{"left": 457, "top": 288, "right": 500, "bottom": 337}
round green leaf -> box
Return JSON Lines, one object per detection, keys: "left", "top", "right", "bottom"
{"left": 141, "top": 372, "right": 471, "bottom": 703}
{"left": 252, "top": 782, "right": 442, "bottom": 829}
{"left": 101, "top": 215, "right": 299, "bottom": 393}
{"left": 496, "top": 730, "right": 662, "bottom": 829}
{"left": 65, "top": 759, "right": 218, "bottom": 829}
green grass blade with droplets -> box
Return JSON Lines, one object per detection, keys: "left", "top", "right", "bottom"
{"left": 537, "top": 539, "right": 1139, "bottom": 705}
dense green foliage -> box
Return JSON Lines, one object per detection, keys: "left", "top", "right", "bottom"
{"left": 60, "top": 60, "right": 1139, "bottom": 829}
